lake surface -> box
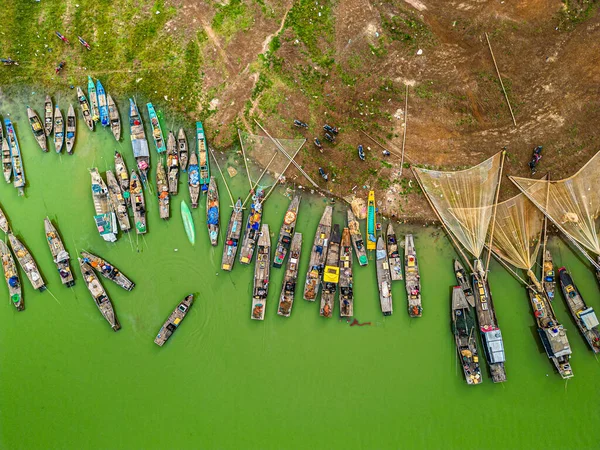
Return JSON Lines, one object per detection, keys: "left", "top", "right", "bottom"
{"left": 0, "top": 92, "right": 599, "bottom": 449}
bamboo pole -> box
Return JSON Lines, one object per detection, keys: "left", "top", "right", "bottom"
{"left": 540, "top": 172, "right": 551, "bottom": 280}
{"left": 263, "top": 140, "right": 304, "bottom": 202}
{"left": 209, "top": 146, "right": 235, "bottom": 207}
{"left": 484, "top": 151, "right": 506, "bottom": 278}
{"left": 400, "top": 84, "right": 408, "bottom": 176}
{"left": 238, "top": 129, "right": 254, "bottom": 191}
{"left": 485, "top": 32, "right": 517, "bottom": 127}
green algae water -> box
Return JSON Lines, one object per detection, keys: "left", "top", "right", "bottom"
{"left": 1, "top": 93, "right": 600, "bottom": 449}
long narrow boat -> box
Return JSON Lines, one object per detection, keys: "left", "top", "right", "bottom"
{"left": 339, "top": 227, "right": 354, "bottom": 317}
{"left": 130, "top": 170, "right": 147, "bottom": 234}
{"left": 206, "top": 177, "right": 219, "bottom": 245}
{"left": 155, "top": 294, "right": 194, "bottom": 346}
{"left": 454, "top": 259, "right": 475, "bottom": 308}
{"left": 251, "top": 224, "right": 271, "bottom": 320}
{"left": 320, "top": 224, "right": 341, "bottom": 318}
{"left": 273, "top": 196, "right": 300, "bottom": 268}
{"left": 0, "top": 204, "right": 9, "bottom": 233}
{"left": 76, "top": 87, "right": 94, "bottom": 131}
{"left": 156, "top": 160, "right": 170, "bottom": 219}
{"left": 44, "top": 95, "right": 53, "bottom": 136}
{"left": 106, "top": 170, "right": 131, "bottom": 232}
{"left": 81, "top": 250, "right": 135, "bottom": 291}
{"left": 129, "top": 98, "right": 150, "bottom": 184}
{"left": 96, "top": 79, "right": 109, "bottom": 127}
{"left": 44, "top": 218, "right": 75, "bottom": 287}
{"left": 181, "top": 201, "right": 195, "bottom": 245}
{"left": 472, "top": 259, "right": 507, "bottom": 383}
{"left": 188, "top": 151, "right": 200, "bottom": 208}
{"left": 451, "top": 286, "right": 483, "bottom": 385}
{"left": 8, "top": 232, "right": 45, "bottom": 291}
{"left": 543, "top": 250, "right": 556, "bottom": 300}
{"left": 53, "top": 105, "right": 64, "bottom": 153}
{"left": 386, "top": 223, "right": 403, "bottom": 281}
{"left": 2, "top": 133, "right": 11, "bottom": 183}
{"left": 167, "top": 131, "right": 179, "bottom": 194}
{"left": 178, "top": 128, "right": 188, "bottom": 172}
{"left": 79, "top": 258, "right": 120, "bottom": 331}
{"left": 528, "top": 288, "right": 573, "bottom": 378}
{"left": 405, "top": 234, "right": 422, "bottom": 317}
{"left": 66, "top": 104, "right": 76, "bottom": 154}
{"left": 0, "top": 240, "right": 23, "bottom": 311}
{"left": 239, "top": 188, "right": 265, "bottom": 265}
{"left": 147, "top": 103, "right": 166, "bottom": 153}
{"left": 107, "top": 94, "right": 121, "bottom": 141}
{"left": 347, "top": 209, "right": 367, "bottom": 266}
{"left": 114, "top": 152, "right": 130, "bottom": 205}
{"left": 90, "top": 168, "right": 118, "bottom": 242}
{"left": 277, "top": 233, "right": 302, "bottom": 317}
{"left": 558, "top": 267, "right": 600, "bottom": 353}
{"left": 87, "top": 76, "right": 99, "bottom": 122}
{"left": 303, "top": 206, "right": 333, "bottom": 301}
{"left": 196, "top": 121, "right": 210, "bottom": 192}
{"left": 27, "top": 106, "right": 48, "bottom": 152}
{"left": 221, "top": 198, "right": 243, "bottom": 271}
{"left": 5, "top": 119, "right": 25, "bottom": 195}
{"left": 376, "top": 237, "right": 393, "bottom": 316}
{"left": 366, "top": 190, "right": 376, "bottom": 250}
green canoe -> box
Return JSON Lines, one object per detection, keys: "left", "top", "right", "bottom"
{"left": 181, "top": 201, "right": 195, "bottom": 245}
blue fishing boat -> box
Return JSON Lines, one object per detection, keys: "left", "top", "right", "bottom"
{"left": 87, "top": 76, "right": 99, "bottom": 122}
{"left": 196, "top": 121, "right": 210, "bottom": 192}
{"left": 147, "top": 103, "right": 166, "bottom": 153}
{"left": 96, "top": 79, "right": 109, "bottom": 127}
{"left": 4, "top": 119, "right": 25, "bottom": 196}
{"left": 129, "top": 99, "right": 150, "bottom": 184}
{"left": 367, "top": 190, "right": 376, "bottom": 250}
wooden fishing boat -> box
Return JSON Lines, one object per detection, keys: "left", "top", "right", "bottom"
{"left": 405, "top": 234, "right": 422, "bottom": 317}
{"left": 366, "top": 190, "right": 376, "bottom": 250}
{"left": 147, "top": 103, "right": 166, "bottom": 153}
{"left": 320, "top": 224, "right": 341, "bottom": 318}
{"left": 44, "top": 218, "right": 74, "bottom": 287}
{"left": 527, "top": 288, "right": 573, "bottom": 378}
{"left": 44, "top": 95, "right": 53, "bottom": 136}
{"left": 96, "top": 79, "right": 109, "bottom": 127}
{"left": 386, "top": 223, "right": 403, "bottom": 281}
{"left": 251, "top": 224, "right": 270, "bottom": 320}
{"left": 107, "top": 94, "right": 121, "bottom": 140}
{"left": 130, "top": 170, "right": 147, "bottom": 234}
{"left": 239, "top": 188, "right": 265, "bottom": 265}
{"left": 53, "top": 105, "right": 64, "bottom": 153}
{"left": 347, "top": 209, "right": 367, "bottom": 266}
{"left": 0, "top": 240, "right": 23, "bottom": 310}
{"left": 5, "top": 119, "right": 25, "bottom": 195}
{"left": 188, "top": 151, "right": 200, "bottom": 208}
{"left": 27, "top": 106, "right": 48, "bottom": 152}
{"left": 76, "top": 86, "right": 94, "bottom": 131}
{"left": 558, "top": 267, "right": 600, "bottom": 353}
{"left": 87, "top": 76, "right": 99, "bottom": 122}
{"left": 114, "top": 152, "right": 130, "bottom": 205}
{"left": 178, "top": 128, "right": 188, "bottom": 172}
{"left": 66, "top": 104, "right": 76, "bottom": 154}
{"left": 81, "top": 250, "right": 135, "bottom": 291}
{"left": 79, "top": 258, "right": 120, "bottom": 331}
{"left": 1, "top": 125, "right": 12, "bottom": 183}
{"left": 339, "top": 227, "right": 354, "bottom": 317}
{"left": 543, "top": 250, "right": 556, "bottom": 300}
{"left": 277, "top": 233, "right": 302, "bottom": 317}
{"left": 181, "top": 201, "right": 195, "bottom": 245}
{"left": 106, "top": 170, "right": 131, "bottom": 232}
{"left": 472, "top": 259, "right": 507, "bottom": 383}
{"left": 273, "top": 196, "right": 300, "bottom": 268}
{"left": 221, "top": 198, "right": 243, "bottom": 271}
{"left": 376, "top": 237, "right": 393, "bottom": 316}
{"left": 8, "top": 232, "right": 45, "bottom": 291}
{"left": 454, "top": 260, "right": 475, "bottom": 308}
{"left": 155, "top": 294, "right": 194, "bottom": 346}
{"left": 303, "top": 206, "right": 333, "bottom": 301}
{"left": 90, "top": 168, "right": 118, "bottom": 242}
{"left": 196, "top": 121, "right": 210, "bottom": 192}
{"left": 0, "top": 203, "right": 10, "bottom": 233}
{"left": 156, "top": 159, "right": 170, "bottom": 219}
{"left": 206, "top": 176, "right": 219, "bottom": 245}
{"left": 128, "top": 98, "right": 150, "bottom": 183}
{"left": 451, "top": 286, "right": 483, "bottom": 385}
{"left": 167, "top": 131, "right": 179, "bottom": 194}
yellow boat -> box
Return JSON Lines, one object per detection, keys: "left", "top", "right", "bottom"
{"left": 367, "top": 190, "right": 376, "bottom": 250}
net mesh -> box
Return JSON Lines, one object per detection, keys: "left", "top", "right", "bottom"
{"left": 510, "top": 151, "right": 600, "bottom": 256}
{"left": 413, "top": 152, "right": 503, "bottom": 258}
